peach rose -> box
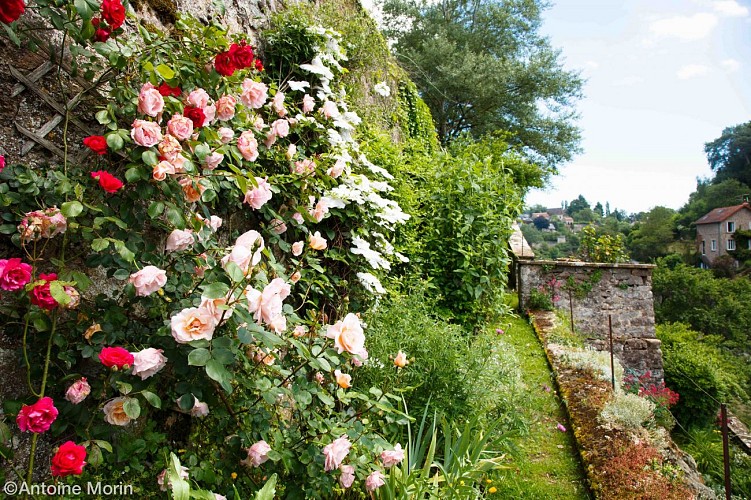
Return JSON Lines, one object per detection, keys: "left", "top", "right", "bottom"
{"left": 171, "top": 306, "right": 217, "bottom": 343}
{"left": 131, "top": 348, "right": 168, "bottom": 380}
{"left": 327, "top": 158, "right": 346, "bottom": 178}
{"left": 290, "top": 271, "right": 301, "bottom": 283}
{"left": 215, "top": 95, "right": 237, "bottom": 121}
{"left": 153, "top": 160, "right": 176, "bottom": 181}
{"left": 240, "top": 79, "right": 268, "bottom": 109}
{"left": 166, "top": 228, "right": 194, "bottom": 252}
{"left": 128, "top": 266, "right": 167, "bottom": 297}
{"left": 320, "top": 100, "right": 339, "bottom": 119}
{"left": 311, "top": 198, "right": 329, "bottom": 222}
{"left": 200, "top": 295, "right": 233, "bottom": 324}
{"left": 167, "top": 114, "right": 194, "bottom": 141}
{"left": 237, "top": 131, "right": 259, "bottom": 162}
{"left": 309, "top": 231, "right": 327, "bottom": 251}
{"left": 221, "top": 230, "right": 265, "bottom": 274}
{"left": 243, "top": 177, "right": 272, "bottom": 210}
{"left": 292, "top": 241, "right": 304, "bottom": 256}
{"left": 394, "top": 350, "right": 409, "bottom": 368}
{"left": 272, "top": 91, "right": 287, "bottom": 117}
{"left": 103, "top": 397, "right": 133, "bottom": 426}
{"left": 179, "top": 177, "right": 206, "bottom": 203}
{"left": 131, "top": 119, "right": 163, "bottom": 147}
{"left": 334, "top": 369, "right": 351, "bottom": 389}
{"left": 158, "top": 134, "right": 182, "bottom": 162}
{"left": 138, "top": 82, "right": 165, "bottom": 117}
{"left": 246, "top": 278, "right": 290, "bottom": 327}
{"left": 327, "top": 313, "right": 365, "bottom": 356}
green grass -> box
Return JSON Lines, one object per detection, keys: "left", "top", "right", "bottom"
{"left": 485, "top": 312, "right": 590, "bottom": 499}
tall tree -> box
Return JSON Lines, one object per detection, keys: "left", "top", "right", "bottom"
{"left": 676, "top": 178, "right": 750, "bottom": 236}
{"left": 627, "top": 206, "right": 676, "bottom": 262}
{"left": 567, "top": 194, "right": 590, "bottom": 216}
{"left": 704, "top": 121, "right": 751, "bottom": 186}
{"left": 380, "top": 0, "right": 583, "bottom": 172}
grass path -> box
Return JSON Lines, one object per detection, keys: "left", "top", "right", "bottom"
{"left": 488, "top": 313, "right": 590, "bottom": 499}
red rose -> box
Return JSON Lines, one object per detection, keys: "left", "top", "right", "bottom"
{"left": 91, "top": 170, "right": 124, "bottom": 193}
{"left": 0, "top": 258, "right": 32, "bottom": 291}
{"left": 95, "top": 27, "right": 111, "bottom": 42}
{"left": 83, "top": 135, "right": 108, "bottom": 155}
{"left": 254, "top": 59, "right": 264, "bottom": 72}
{"left": 158, "top": 82, "right": 182, "bottom": 97}
{"left": 0, "top": 0, "right": 25, "bottom": 25}
{"left": 214, "top": 51, "right": 236, "bottom": 77}
{"left": 30, "top": 273, "right": 58, "bottom": 310}
{"left": 16, "top": 397, "right": 58, "bottom": 433}
{"left": 51, "top": 441, "right": 87, "bottom": 477}
{"left": 183, "top": 106, "right": 206, "bottom": 128}
{"left": 101, "top": 0, "right": 125, "bottom": 30}
{"left": 100, "top": 346, "right": 134, "bottom": 369}
{"left": 229, "top": 42, "right": 255, "bottom": 69}
{"left": 0, "top": 154, "right": 5, "bottom": 173}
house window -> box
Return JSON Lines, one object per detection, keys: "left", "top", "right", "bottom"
{"left": 711, "top": 240, "right": 717, "bottom": 251}
{"left": 727, "top": 239, "right": 736, "bottom": 251}
{"left": 701, "top": 241, "right": 706, "bottom": 255}
{"left": 727, "top": 221, "right": 735, "bottom": 233}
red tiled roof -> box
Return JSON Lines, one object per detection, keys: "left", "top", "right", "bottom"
{"left": 695, "top": 202, "right": 751, "bottom": 225}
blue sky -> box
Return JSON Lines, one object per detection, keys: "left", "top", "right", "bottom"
{"left": 526, "top": 0, "right": 751, "bottom": 214}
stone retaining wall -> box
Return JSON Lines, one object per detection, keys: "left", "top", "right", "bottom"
{"left": 517, "top": 259, "right": 664, "bottom": 384}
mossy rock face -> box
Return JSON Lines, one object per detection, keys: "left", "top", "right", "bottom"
{"left": 131, "top": 0, "right": 177, "bottom": 26}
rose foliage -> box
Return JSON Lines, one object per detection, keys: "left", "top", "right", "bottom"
{"left": 0, "top": 4, "right": 416, "bottom": 497}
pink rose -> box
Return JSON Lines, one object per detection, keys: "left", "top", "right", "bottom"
{"left": 103, "top": 397, "right": 132, "bottom": 426}
{"left": 323, "top": 436, "right": 351, "bottom": 472}
{"left": 17, "top": 397, "right": 58, "bottom": 433}
{"left": 18, "top": 207, "right": 67, "bottom": 241}
{"left": 199, "top": 295, "right": 232, "bottom": 324}
{"left": 190, "top": 399, "right": 209, "bottom": 418}
{"left": 217, "top": 127, "right": 234, "bottom": 143}
{"left": 272, "top": 91, "right": 287, "bottom": 117}
{"left": 286, "top": 143, "right": 297, "bottom": 159}
{"left": 270, "top": 119, "right": 290, "bottom": 138}
{"left": 339, "top": 465, "right": 355, "bottom": 489}
{"left": 157, "top": 466, "right": 188, "bottom": 491}
{"left": 131, "top": 119, "right": 163, "bottom": 147}
{"left": 380, "top": 443, "right": 404, "bottom": 467}
{"left": 294, "top": 159, "right": 316, "bottom": 175}
{"left": 158, "top": 135, "right": 182, "bottom": 162}
{"left": 237, "top": 131, "right": 259, "bottom": 162}
{"left": 309, "top": 231, "right": 327, "bottom": 251}
{"left": 246, "top": 278, "right": 290, "bottom": 328}
{"left": 315, "top": 371, "right": 325, "bottom": 383}
{"left": 240, "top": 79, "right": 268, "bottom": 109}
{"left": 128, "top": 265, "right": 167, "bottom": 297}
{"left": 264, "top": 131, "right": 277, "bottom": 149}
{"left": 221, "top": 230, "right": 265, "bottom": 274}
{"left": 246, "top": 440, "right": 272, "bottom": 467}
{"left": 311, "top": 198, "right": 329, "bottom": 222}
{"left": 131, "top": 348, "right": 168, "bottom": 380}
{"left": 203, "top": 152, "right": 224, "bottom": 170}
{"left": 293, "top": 325, "right": 307, "bottom": 337}
{"left": 153, "top": 160, "right": 175, "bottom": 181}
{"left": 292, "top": 212, "right": 304, "bottom": 224}
{"left": 171, "top": 306, "right": 216, "bottom": 343}
{"left": 290, "top": 271, "right": 301, "bottom": 283}
{"left": 302, "top": 94, "right": 315, "bottom": 113}
{"left": 243, "top": 177, "right": 272, "bottom": 209}
{"left": 187, "top": 88, "right": 211, "bottom": 109}
{"left": 216, "top": 95, "right": 237, "bottom": 121}
{"left": 320, "top": 100, "right": 339, "bottom": 119}
{"left": 65, "top": 378, "right": 91, "bottom": 404}
{"left": 167, "top": 114, "right": 194, "bottom": 141}
{"left": 327, "top": 158, "right": 346, "bottom": 178}
{"left": 292, "top": 241, "right": 304, "bottom": 256}
{"left": 166, "top": 228, "right": 194, "bottom": 252}
{"left": 252, "top": 115, "right": 265, "bottom": 131}
{"left": 327, "top": 313, "right": 366, "bottom": 356}
{"left": 0, "top": 154, "right": 5, "bottom": 173}
{"left": 138, "top": 82, "right": 165, "bottom": 117}
{"left": 270, "top": 219, "right": 287, "bottom": 234}
{"left": 365, "top": 471, "right": 385, "bottom": 492}
{"left": 0, "top": 258, "right": 33, "bottom": 291}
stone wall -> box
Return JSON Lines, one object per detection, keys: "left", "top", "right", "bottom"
{"left": 518, "top": 259, "right": 664, "bottom": 383}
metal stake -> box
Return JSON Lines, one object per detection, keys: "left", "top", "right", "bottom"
{"left": 721, "top": 403, "right": 731, "bottom": 500}
{"left": 609, "top": 315, "right": 615, "bottom": 391}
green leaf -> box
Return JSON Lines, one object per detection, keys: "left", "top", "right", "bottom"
{"left": 212, "top": 347, "right": 234, "bottom": 365}
{"left": 224, "top": 261, "right": 244, "bottom": 283}
{"left": 91, "top": 238, "right": 109, "bottom": 252}
{"left": 113, "top": 240, "right": 135, "bottom": 262}
{"left": 106, "top": 133, "right": 124, "bottom": 151}
{"left": 168, "top": 453, "right": 190, "bottom": 500}
{"left": 122, "top": 398, "right": 141, "bottom": 419}
{"left": 95, "top": 110, "right": 111, "bottom": 125}
{"left": 165, "top": 206, "right": 185, "bottom": 229}
{"left": 116, "top": 381, "right": 132, "bottom": 395}
{"left": 188, "top": 348, "right": 211, "bottom": 367}
{"left": 141, "top": 391, "right": 162, "bottom": 409}
{"left": 155, "top": 63, "right": 176, "bottom": 80}
{"left": 201, "top": 281, "right": 229, "bottom": 299}
{"left": 255, "top": 474, "right": 277, "bottom": 500}
{"left": 177, "top": 394, "right": 195, "bottom": 412}
{"left": 147, "top": 201, "right": 165, "bottom": 218}
{"left": 49, "top": 280, "right": 71, "bottom": 306}
{"left": 61, "top": 201, "right": 84, "bottom": 218}
{"left": 141, "top": 150, "right": 158, "bottom": 166}
{"left": 74, "top": 0, "right": 93, "bottom": 20}
{"left": 93, "top": 439, "right": 113, "bottom": 453}
{"left": 125, "top": 167, "right": 142, "bottom": 183}
{"left": 205, "top": 359, "right": 228, "bottom": 384}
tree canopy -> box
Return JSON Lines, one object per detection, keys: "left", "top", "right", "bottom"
{"left": 705, "top": 121, "right": 751, "bottom": 186}
{"left": 627, "top": 206, "right": 676, "bottom": 262}
{"left": 380, "top": 0, "right": 583, "bottom": 172}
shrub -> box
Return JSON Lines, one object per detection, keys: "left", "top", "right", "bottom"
{"left": 600, "top": 393, "right": 655, "bottom": 430}
{"left": 557, "top": 347, "right": 624, "bottom": 386}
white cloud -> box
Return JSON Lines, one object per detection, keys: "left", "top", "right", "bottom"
{"left": 677, "top": 64, "right": 710, "bottom": 79}
{"left": 721, "top": 58, "right": 741, "bottom": 72}
{"left": 584, "top": 60, "right": 599, "bottom": 70}
{"left": 649, "top": 13, "right": 718, "bottom": 40}
{"left": 612, "top": 76, "right": 645, "bottom": 87}
{"left": 712, "top": 0, "right": 749, "bottom": 17}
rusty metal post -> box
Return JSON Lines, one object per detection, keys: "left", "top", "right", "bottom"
{"left": 721, "top": 403, "right": 731, "bottom": 500}
{"left": 568, "top": 289, "right": 574, "bottom": 334}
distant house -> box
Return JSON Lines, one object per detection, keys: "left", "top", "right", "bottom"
{"left": 547, "top": 207, "right": 564, "bottom": 218}
{"left": 532, "top": 212, "right": 550, "bottom": 220}
{"left": 695, "top": 202, "right": 751, "bottom": 267}
{"left": 561, "top": 216, "right": 574, "bottom": 227}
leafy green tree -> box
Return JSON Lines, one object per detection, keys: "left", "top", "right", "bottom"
{"left": 533, "top": 215, "right": 550, "bottom": 230}
{"left": 566, "top": 194, "right": 590, "bottom": 217}
{"left": 627, "top": 206, "right": 676, "bottom": 262}
{"left": 704, "top": 121, "right": 751, "bottom": 186}
{"left": 593, "top": 202, "right": 604, "bottom": 217}
{"left": 578, "top": 225, "right": 629, "bottom": 263}
{"left": 380, "top": 0, "right": 583, "bottom": 171}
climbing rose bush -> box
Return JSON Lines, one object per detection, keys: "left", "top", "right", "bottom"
{"left": 0, "top": 6, "right": 409, "bottom": 497}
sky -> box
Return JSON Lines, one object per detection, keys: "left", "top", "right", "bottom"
{"left": 525, "top": 0, "right": 751, "bottom": 214}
